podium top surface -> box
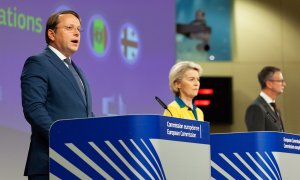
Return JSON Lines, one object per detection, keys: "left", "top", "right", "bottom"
{"left": 50, "top": 114, "right": 210, "bottom": 145}
{"left": 211, "top": 131, "right": 300, "bottom": 154}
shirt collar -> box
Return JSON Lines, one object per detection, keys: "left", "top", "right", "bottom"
{"left": 48, "top": 45, "right": 69, "bottom": 62}
{"left": 260, "top": 91, "right": 275, "bottom": 103}
{"left": 175, "top": 96, "right": 197, "bottom": 110}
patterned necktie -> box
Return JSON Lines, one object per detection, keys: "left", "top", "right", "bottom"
{"left": 270, "top": 102, "right": 278, "bottom": 117}
{"left": 64, "top": 58, "right": 86, "bottom": 104}
{"left": 270, "top": 102, "right": 284, "bottom": 131}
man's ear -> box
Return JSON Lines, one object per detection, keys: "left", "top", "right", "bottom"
{"left": 48, "top": 29, "right": 55, "bottom": 41}
{"left": 266, "top": 80, "right": 273, "bottom": 89}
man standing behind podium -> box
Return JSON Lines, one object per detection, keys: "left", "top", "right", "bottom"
{"left": 21, "top": 10, "right": 94, "bottom": 179}
{"left": 245, "top": 66, "right": 286, "bottom": 132}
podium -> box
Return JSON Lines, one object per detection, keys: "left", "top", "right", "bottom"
{"left": 211, "top": 132, "right": 300, "bottom": 179}
{"left": 49, "top": 115, "right": 210, "bottom": 179}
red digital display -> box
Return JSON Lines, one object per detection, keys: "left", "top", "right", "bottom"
{"left": 194, "top": 100, "right": 211, "bottom": 106}
{"left": 198, "top": 88, "right": 214, "bottom": 95}
{"left": 193, "top": 77, "right": 232, "bottom": 124}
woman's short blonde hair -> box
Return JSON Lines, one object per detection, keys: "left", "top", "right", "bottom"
{"left": 169, "top": 61, "right": 203, "bottom": 96}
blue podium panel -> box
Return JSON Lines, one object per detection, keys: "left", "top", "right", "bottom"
{"left": 211, "top": 132, "right": 300, "bottom": 180}
{"left": 49, "top": 115, "right": 210, "bottom": 179}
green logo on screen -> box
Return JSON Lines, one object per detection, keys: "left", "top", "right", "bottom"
{"left": 93, "top": 19, "right": 107, "bottom": 54}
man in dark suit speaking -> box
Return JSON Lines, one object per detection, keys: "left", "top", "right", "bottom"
{"left": 21, "top": 10, "right": 94, "bottom": 179}
{"left": 245, "top": 66, "right": 286, "bottom": 132}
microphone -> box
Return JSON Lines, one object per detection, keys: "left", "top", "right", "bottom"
{"left": 155, "top": 96, "right": 173, "bottom": 116}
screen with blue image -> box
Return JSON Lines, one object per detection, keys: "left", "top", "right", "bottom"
{"left": 176, "top": 0, "right": 232, "bottom": 61}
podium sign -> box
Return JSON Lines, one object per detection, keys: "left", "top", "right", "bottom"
{"left": 50, "top": 115, "right": 210, "bottom": 179}
{"left": 211, "top": 132, "right": 300, "bottom": 179}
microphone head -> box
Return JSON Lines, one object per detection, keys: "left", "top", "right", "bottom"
{"left": 155, "top": 96, "right": 173, "bottom": 116}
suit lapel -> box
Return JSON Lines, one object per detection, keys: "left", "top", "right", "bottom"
{"left": 259, "top": 96, "right": 285, "bottom": 131}
{"left": 72, "top": 62, "right": 92, "bottom": 114}
{"left": 257, "top": 96, "right": 279, "bottom": 121}
{"left": 44, "top": 48, "right": 87, "bottom": 105}
{"left": 72, "top": 62, "right": 91, "bottom": 106}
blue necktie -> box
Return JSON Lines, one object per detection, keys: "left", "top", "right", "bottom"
{"left": 64, "top": 58, "right": 86, "bottom": 105}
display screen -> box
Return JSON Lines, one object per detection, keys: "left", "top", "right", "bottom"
{"left": 176, "top": 0, "right": 232, "bottom": 61}
{"left": 0, "top": 0, "right": 176, "bottom": 132}
{"left": 194, "top": 77, "right": 233, "bottom": 124}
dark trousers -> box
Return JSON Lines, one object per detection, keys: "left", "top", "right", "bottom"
{"left": 28, "top": 174, "right": 49, "bottom": 180}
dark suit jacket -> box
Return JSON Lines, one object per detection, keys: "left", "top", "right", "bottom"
{"left": 21, "top": 47, "right": 94, "bottom": 176}
{"left": 245, "top": 96, "right": 284, "bottom": 132}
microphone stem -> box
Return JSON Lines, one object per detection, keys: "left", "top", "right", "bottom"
{"left": 167, "top": 109, "right": 173, "bottom": 117}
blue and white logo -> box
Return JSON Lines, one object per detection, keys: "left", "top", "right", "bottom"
{"left": 120, "top": 23, "right": 140, "bottom": 65}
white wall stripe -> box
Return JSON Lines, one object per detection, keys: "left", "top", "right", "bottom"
{"left": 50, "top": 173, "right": 61, "bottom": 180}
{"left": 119, "top": 140, "right": 155, "bottom": 179}
{"left": 88, "top": 142, "right": 129, "bottom": 179}
{"left": 130, "top": 139, "right": 161, "bottom": 179}
{"left": 105, "top": 141, "right": 143, "bottom": 179}
{"left": 266, "top": 152, "right": 281, "bottom": 178}
{"left": 246, "top": 152, "right": 272, "bottom": 180}
{"left": 233, "top": 153, "right": 261, "bottom": 180}
{"left": 49, "top": 148, "right": 91, "bottom": 180}
{"left": 210, "top": 160, "right": 234, "bottom": 180}
{"left": 65, "top": 143, "right": 112, "bottom": 179}
{"left": 143, "top": 139, "right": 165, "bottom": 180}
{"left": 256, "top": 152, "right": 278, "bottom": 180}
{"left": 220, "top": 153, "right": 251, "bottom": 180}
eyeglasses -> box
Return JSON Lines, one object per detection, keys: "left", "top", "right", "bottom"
{"left": 269, "top": 79, "right": 285, "bottom": 83}
{"left": 56, "top": 25, "right": 83, "bottom": 33}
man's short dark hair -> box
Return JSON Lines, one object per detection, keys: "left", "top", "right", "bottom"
{"left": 45, "top": 10, "right": 80, "bottom": 44}
{"left": 258, "top": 66, "right": 281, "bottom": 89}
